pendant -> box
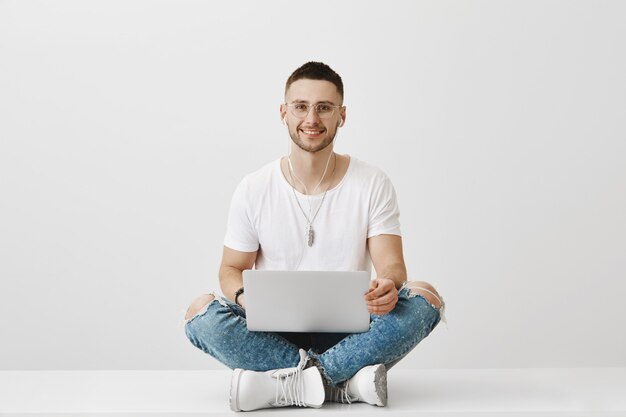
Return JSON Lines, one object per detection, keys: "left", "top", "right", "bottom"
{"left": 307, "top": 225, "right": 315, "bottom": 247}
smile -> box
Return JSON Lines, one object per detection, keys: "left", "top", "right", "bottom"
{"left": 300, "top": 129, "right": 325, "bottom": 136}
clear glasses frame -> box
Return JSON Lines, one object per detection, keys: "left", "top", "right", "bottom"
{"left": 284, "top": 102, "right": 343, "bottom": 119}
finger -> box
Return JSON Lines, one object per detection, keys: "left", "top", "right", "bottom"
{"left": 367, "top": 296, "right": 397, "bottom": 311}
{"left": 366, "top": 282, "right": 395, "bottom": 301}
{"left": 364, "top": 280, "right": 378, "bottom": 300}
{"left": 368, "top": 304, "right": 394, "bottom": 315}
{"left": 367, "top": 290, "right": 398, "bottom": 307}
{"left": 365, "top": 280, "right": 389, "bottom": 300}
{"left": 368, "top": 300, "right": 397, "bottom": 315}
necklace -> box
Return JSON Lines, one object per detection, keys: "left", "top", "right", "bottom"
{"left": 287, "top": 153, "right": 337, "bottom": 247}
{"left": 287, "top": 150, "right": 333, "bottom": 195}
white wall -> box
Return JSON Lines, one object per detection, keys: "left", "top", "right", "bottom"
{"left": 1, "top": 0, "right": 624, "bottom": 370}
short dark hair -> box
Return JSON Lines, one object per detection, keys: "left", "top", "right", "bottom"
{"left": 285, "top": 62, "right": 344, "bottom": 102}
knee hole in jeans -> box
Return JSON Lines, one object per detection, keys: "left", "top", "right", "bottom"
{"left": 185, "top": 294, "right": 215, "bottom": 320}
{"left": 404, "top": 281, "right": 443, "bottom": 309}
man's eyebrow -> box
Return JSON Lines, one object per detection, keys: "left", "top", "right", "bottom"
{"left": 289, "top": 100, "right": 338, "bottom": 105}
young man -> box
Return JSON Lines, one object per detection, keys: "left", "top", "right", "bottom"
{"left": 184, "top": 62, "right": 445, "bottom": 412}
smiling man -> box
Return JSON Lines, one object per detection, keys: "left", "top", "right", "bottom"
{"left": 183, "top": 62, "right": 445, "bottom": 412}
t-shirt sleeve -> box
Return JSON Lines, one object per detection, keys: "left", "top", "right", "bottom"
{"left": 367, "top": 173, "right": 402, "bottom": 238}
{"left": 223, "top": 178, "right": 260, "bottom": 252}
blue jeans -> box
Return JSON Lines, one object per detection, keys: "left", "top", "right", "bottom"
{"left": 184, "top": 285, "right": 442, "bottom": 386}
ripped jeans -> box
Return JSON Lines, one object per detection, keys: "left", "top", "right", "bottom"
{"left": 184, "top": 284, "right": 443, "bottom": 386}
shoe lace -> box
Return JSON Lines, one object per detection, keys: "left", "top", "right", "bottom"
{"left": 272, "top": 350, "right": 308, "bottom": 407}
{"left": 328, "top": 383, "right": 357, "bottom": 404}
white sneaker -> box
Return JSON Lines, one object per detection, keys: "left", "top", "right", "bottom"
{"left": 229, "top": 349, "right": 325, "bottom": 412}
{"left": 325, "top": 364, "right": 387, "bottom": 406}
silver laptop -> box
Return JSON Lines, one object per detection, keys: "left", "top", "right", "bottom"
{"left": 242, "top": 270, "right": 371, "bottom": 333}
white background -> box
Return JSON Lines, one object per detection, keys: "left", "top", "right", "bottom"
{"left": 1, "top": 0, "right": 624, "bottom": 370}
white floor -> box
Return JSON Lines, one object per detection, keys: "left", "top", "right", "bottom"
{"left": 0, "top": 368, "right": 625, "bottom": 416}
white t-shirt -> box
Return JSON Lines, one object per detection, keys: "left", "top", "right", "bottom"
{"left": 223, "top": 156, "right": 401, "bottom": 272}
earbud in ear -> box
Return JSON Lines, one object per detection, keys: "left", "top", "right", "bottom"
{"left": 338, "top": 119, "right": 344, "bottom": 127}
{"left": 282, "top": 117, "right": 287, "bottom": 126}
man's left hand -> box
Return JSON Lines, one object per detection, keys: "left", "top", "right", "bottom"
{"left": 364, "top": 278, "right": 399, "bottom": 315}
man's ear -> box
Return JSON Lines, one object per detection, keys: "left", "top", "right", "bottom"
{"left": 339, "top": 107, "right": 346, "bottom": 127}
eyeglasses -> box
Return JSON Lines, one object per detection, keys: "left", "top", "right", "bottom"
{"left": 285, "top": 102, "right": 342, "bottom": 119}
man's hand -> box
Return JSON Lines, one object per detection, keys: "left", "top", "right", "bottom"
{"left": 364, "top": 278, "right": 398, "bottom": 315}
{"left": 237, "top": 294, "right": 246, "bottom": 309}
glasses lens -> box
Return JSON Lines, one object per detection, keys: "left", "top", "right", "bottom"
{"left": 289, "top": 103, "right": 309, "bottom": 118}
{"left": 315, "top": 104, "right": 335, "bottom": 119}
{"left": 288, "top": 104, "right": 337, "bottom": 119}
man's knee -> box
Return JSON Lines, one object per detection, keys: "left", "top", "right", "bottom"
{"left": 185, "top": 294, "right": 215, "bottom": 320}
{"left": 404, "top": 281, "right": 444, "bottom": 309}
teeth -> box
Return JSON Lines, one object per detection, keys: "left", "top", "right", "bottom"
{"left": 303, "top": 130, "right": 322, "bottom": 134}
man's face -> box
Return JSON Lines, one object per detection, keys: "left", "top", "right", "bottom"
{"left": 281, "top": 79, "right": 345, "bottom": 154}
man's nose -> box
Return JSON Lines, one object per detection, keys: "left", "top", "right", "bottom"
{"left": 304, "top": 106, "right": 321, "bottom": 123}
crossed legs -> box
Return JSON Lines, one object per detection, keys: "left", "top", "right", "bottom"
{"left": 184, "top": 280, "right": 444, "bottom": 382}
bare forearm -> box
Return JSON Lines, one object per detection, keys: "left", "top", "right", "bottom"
{"left": 376, "top": 261, "right": 407, "bottom": 289}
{"left": 219, "top": 265, "right": 244, "bottom": 303}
